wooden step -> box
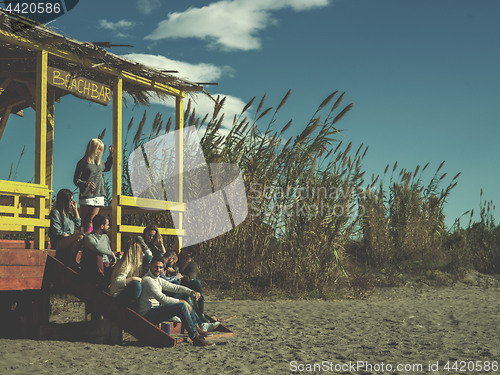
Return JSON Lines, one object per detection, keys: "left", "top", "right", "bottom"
{"left": 44, "top": 255, "right": 176, "bottom": 347}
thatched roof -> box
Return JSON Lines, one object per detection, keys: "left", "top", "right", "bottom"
{"left": 0, "top": 9, "right": 207, "bottom": 114}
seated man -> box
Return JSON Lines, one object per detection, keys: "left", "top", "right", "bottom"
{"left": 138, "top": 256, "right": 215, "bottom": 347}
{"left": 161, "top": 251, "right": 220, "bottom": 332}
{"left": 177, "top": 245, "right": 209, "bottom": 322}
{"left": 81, "top": 214, "right": 116, "bottom": 289}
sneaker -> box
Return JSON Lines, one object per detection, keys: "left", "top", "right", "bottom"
{"left": 201, "top": 321, "right": 220, "bottom": 332}
{"left": 170, "top": 316, "right": 182, "bottom": 323}
{"left": 192, "top": 334, "right": 215, "bottom": 347}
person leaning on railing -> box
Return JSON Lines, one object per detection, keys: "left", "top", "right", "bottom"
{"left": 48, "top": 188, "right": 84, "bottom": 268}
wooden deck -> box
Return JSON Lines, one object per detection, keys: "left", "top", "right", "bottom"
{"left": 0, "top": 240, "right": 55, "bottom": 291}
{"left": 0, "top": 241, "right": 234, "bottom": 346}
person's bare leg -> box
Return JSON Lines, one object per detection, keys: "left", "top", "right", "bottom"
{"left": 80, "top": 205, "right": 91, "bottom": 233}
{"left": 86, "top": 206, "right": 101, "bottom": 234}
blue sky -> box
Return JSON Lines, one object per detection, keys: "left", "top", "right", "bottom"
{"left": 1, "top": 0, "right": 499, "bottom": 228}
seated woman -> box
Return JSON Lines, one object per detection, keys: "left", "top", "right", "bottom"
{"left": 109, "top": 240, "right": 144, "bottom": 307}
{"left": 48, "top": 188, "right": 83, "bottom": 267}
{"left": 137, "top": 225, "right": 166, "bottom": 272}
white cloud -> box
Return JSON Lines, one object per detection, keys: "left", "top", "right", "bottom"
{"left": 145, "top": 0, "right": 330, "bottom": 51}
{"left": 98, "top": 19, "right": 135, "bottom": 31}
{"left": 137, "top": 0, "right": 161, "bottom": 15}
{"left": 145, "top": 92, "right": 247, "bottom": 133}
{"left": 122, "top": 53, "right": 232, "bottom": 82}
{"left": 122, "top": 53, "right": 244, "bottom": 130}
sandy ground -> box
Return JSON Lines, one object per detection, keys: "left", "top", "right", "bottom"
{"left": 1, "top": 274, "right": 500, "bottom": 375}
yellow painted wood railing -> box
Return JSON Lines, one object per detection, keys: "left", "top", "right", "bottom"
{"left": 100, "top": 194, "right": 186, "bottom": 247}
{"left": 0, "top": 180, "right": 50, "bottom": 238}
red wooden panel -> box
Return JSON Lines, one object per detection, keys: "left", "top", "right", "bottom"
{"left": 0, "top": 240, "right": 26, "bottom": 249}
{"left": 0, "top": 249, "right": 52, "bottom": 266}
{"left": 0, "top": 265, "right": 45, "bottom": 279}
{"left": 0, "top": 277, "right": 43, "bottom": 291}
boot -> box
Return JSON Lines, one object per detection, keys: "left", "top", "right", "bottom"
{"left": 196, "top": 325, "right": 213, "bottom": 337}
{"left": 192, "top": 334, "right": 215, "bottom": 347}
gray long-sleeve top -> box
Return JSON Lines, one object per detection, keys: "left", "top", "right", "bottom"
{"left": 83, "top": 233, "right": 114, "bottom": 263}
{"left": 138, "top": 270, "right": 194, "bottom": 316}
{"left": 73, "top": 155, "right": 112, "bottom": 199}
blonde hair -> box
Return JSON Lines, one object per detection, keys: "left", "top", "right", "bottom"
{"left": 83, "top": 138, "right": 104, "bottom": 165}
{"left": 111, "top": 241, "right": 143, "bottom": 280}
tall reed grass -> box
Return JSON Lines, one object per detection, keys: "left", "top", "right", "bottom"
{"left": 117, "top": 91, "right": 499, "bottom": 292}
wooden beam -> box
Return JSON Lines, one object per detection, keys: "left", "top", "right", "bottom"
{"left": 0, "top": 77, "right": 12, "bottom": 95}
{"left": 177, "top": 85, "right": 204, "bottom": 92}
{"left": 42, "top": 36, "right": 66, "bottom": 44}
{"left": 0, "top": 28, "right": 183, "bottom": 97}
{"left": 118, "top": 195, "right": 185, "bottom": 211}
{"left": 0, "top": 180, "right": 51, "bottom": 197}
{"left": 152, "top": 76, "right": 175, "bottom": 83}
{"left": 0, "top": 105, "right": 12, "bottom": 141}
{"left": 0, "top": 98, "right": 29, "bottom": 111}
{"left": 0, "top": 52, "right": 35, "bottom": 60}
{"left": 0, "top": 71, "right": 35, "bottom": 82}
{"left": 112, "top": 77, "right": 122, "bottom": 252}
{"left": 117, "top": 225, "right": 185, "bottom": 237}
{"left": 34, "top": 50, "right": 48, "bottom": 250}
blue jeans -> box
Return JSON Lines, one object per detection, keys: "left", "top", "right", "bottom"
{"left": 144, "top": 302, "right": 199, "bottom": 339}
{"left": 182, "top": 278, "right": 202, "bottom": 293}
{"left": 116, "top": 280, "right": 142, "bottom": 305}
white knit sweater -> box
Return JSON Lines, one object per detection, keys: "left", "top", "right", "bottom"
{"left": 138, "top": 270, "right": 194, "bottom": 316}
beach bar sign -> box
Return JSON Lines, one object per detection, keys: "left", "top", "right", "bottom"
{"left": 47, "top": 66, "right": 111, "bottom": 105}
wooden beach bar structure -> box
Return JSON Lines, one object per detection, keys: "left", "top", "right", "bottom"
{"left": 0, "top": 9, "right": 232, "bottom": 345}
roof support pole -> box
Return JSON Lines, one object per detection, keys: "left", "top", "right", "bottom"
{"left": 46, "top": 89, "right": 55, "bottom": 209}
{"left": 112, "top": 77, "right": 122, "bottom": 252}
{"left": 34, "top": 50, "right": 48, "bottom": 250}
{"left": 174, "top": 94, "right": 184, "bottom": 251}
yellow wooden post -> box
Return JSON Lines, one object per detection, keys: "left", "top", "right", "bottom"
{"left": 175, "top": 94, "right": 184, "bottom": 251}
{"left": 34, "top": 50, "right": 48, "bottom": 249}
{"left": 112, "top": 77, "right": 122, "bottom": 252}
{"left": 13, "top": 195, "right": 19, "bottom": 221}
{"left": 46, "top": 89, "right": 55, "bottom": 209}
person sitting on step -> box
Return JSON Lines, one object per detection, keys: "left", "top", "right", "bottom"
{"left": 109, "top": 239, "right": 144, "bottom": 308}
{"left": 138, "top": 256, "right": 215, "bottom": 347}
{"left": 81, "top": 214, "right": 116, "bottom": 289}
{"left": 48, "top": 188, "right": 84, "bottom": 268}
{"left": 176, "top": 245, "right": 211, "bottom": 323}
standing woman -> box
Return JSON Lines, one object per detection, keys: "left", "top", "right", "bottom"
{"left": 48, "top": 188, "right": 84, "bottom": 266}
{"left": 73, "top": 138, "right": 113, "bottom": 234}
{"left": 109, "top": 240, "right": 144, "bottom": 307}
